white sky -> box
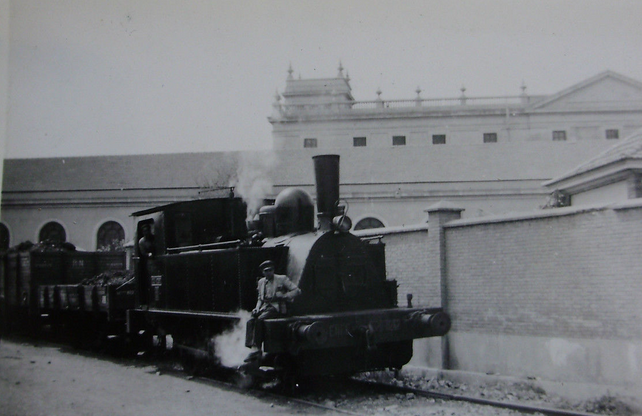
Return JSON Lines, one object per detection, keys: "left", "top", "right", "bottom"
{"left": 4, "top": 0, "right": 642, "bottom": 158}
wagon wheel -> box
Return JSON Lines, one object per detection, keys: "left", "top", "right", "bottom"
{"left": 178, "top": 350, "right": 205, "bottom": 376}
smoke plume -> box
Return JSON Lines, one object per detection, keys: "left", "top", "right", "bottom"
{"left": 231, "top": 151, "right": 277, "bottom": 220}
{"left": 212, "top": 310, "right": 254, "bottom": 367}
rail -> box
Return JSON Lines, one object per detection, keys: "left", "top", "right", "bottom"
{"left": 352, "top": 378, "right": 604, "bottom": 416}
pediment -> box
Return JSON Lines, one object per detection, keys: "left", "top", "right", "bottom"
{"left": 531, "top": 71, "right": 642, "bottom": 111}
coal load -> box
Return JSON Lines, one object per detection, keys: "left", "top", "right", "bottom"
{"left": 29, "top": 240, "right": 77, "bottom": 252}
{"left": 5, "top": 240, "right": 76, "bottom": 253}
{"left": 81, "top": 270, "right": 135, "bottom": 287}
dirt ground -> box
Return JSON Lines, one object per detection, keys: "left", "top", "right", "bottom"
{"left": 1, "top": 337, "right": 639, "bottom": 416}
{"left": 0, "top": 338, "right": 337, "bottom": 416}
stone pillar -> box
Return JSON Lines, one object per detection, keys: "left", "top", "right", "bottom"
{"left": 520, "top": 81, "right": 529, "bottom": 105}
{"left": 459, "top": 86, "right": 467, "bottom": 105}
{"left": 415, "top": 86, "right": 422, "bottom": 107}
{"left": 425, "top": 201, "right": 464, "bottom": 369}
{"left": 376, "top": 88, "right": 384, "bottom": 108}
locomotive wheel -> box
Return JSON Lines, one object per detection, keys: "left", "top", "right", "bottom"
{"left": 235, "top": 354, "right": 260, "bottom": 389}
{"left": 233, "top": 367, "right": 257, "bottom": 389}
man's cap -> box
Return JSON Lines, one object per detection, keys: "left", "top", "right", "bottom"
{"left": 259, "top": 260, "right": 275, "bottom": 270}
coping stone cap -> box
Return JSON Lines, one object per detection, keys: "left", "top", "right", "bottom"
{"left": 424, "top": 200, "right": 465, "bottom": 213}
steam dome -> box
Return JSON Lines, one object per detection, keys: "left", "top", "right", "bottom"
{"left": 274, "top": 187, "right": 315, "bottom": 235}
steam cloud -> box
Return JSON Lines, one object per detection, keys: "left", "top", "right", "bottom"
{"left": 231, "top": 151, "right": 277, "bottom": 221}
{"left": 212, "top": 310, "right": 255, "bottom": 367}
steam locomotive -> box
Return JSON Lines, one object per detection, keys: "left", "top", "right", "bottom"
{"left": 1, "top": 154, "right": 450, "bottom": 383}
{"left": 127, "top": 154, "right": 450, "bottom": 379}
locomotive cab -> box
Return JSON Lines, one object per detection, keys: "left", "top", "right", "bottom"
{"left": 131, "top": 197, "right": 250, "bottom": 308}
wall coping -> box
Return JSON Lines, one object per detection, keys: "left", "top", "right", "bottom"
{"left": 444, "top": 198, "right": 642, "bottom": 228}
{"left": 352, "top": 223, "right": 429, "bottom": 238}
{"left": 350, "top": 198, "right": 642, "bottom": 235}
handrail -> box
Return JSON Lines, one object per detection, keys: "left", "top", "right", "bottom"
{"left": 166, "top": 239, "right": 241, "bottom": 254}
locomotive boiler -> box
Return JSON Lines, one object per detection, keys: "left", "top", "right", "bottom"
{"left": 127, "top": 154, "right": 450, "bottom": 380}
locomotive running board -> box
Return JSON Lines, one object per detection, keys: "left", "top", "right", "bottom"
{"left": 144, "top": 309, "right": 242, "bottom": 320}
{"left": 126, "top": 308, "right": 241, "bottom": 334}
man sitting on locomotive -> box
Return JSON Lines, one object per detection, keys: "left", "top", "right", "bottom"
{"left": 252, "top": 260, "right": 301, "bottom": 319}
{"left": 247, "top": 260, "right": 301, "bottom": 350}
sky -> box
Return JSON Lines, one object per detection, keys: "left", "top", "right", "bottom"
{"left": 4, "top": 0, "right": 642, "bottom": 159}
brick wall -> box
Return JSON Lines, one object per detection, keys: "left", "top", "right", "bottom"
{"left": 385, "top": 229, "right": 440, "bottom": 307}
{"left": 356, "top": 225, "right": 441, "bottom": 308}
{"left": 444, "top": 203, "right": 642, "bottom": 340}
{"left": 360, "top": 202, "right": 642, "bottom": 387}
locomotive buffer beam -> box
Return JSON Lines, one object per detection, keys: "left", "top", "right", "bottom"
{"left": 262, "top": 307, "right": 450, "bottom": 354}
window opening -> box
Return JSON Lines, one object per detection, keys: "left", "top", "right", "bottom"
{"left": 0, "top": 223, "right": 9, "bottom": 251}
{"left": 483, "top": 133, "right": 498, "bottom": 143}
{"left": 39, "top": 222, "right": 66, "bottom": 243}
{"left": 96, "top": 221, "right": 125, "bottom": 250}
{"left": 354, "top": 217, "right": 385, "bottom": 230}
{"left": 303, "top": 138, "right": 318, "bottom": 148}
{"left": 392, "top": 136, "right": 406, "bottom": 146}
{"left": 353, "top": 137, "right": 367, "bottom": 147}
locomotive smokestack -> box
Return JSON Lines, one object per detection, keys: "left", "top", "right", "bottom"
{"left": 313, "top": 154, "right": 340, "bottom": 231}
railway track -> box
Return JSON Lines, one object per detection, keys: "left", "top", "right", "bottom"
{"left": 160, "top": 362, "right": 618, "bottom": 416}
{"left": 347, "top": 378, "right": 609, "bottom": 416}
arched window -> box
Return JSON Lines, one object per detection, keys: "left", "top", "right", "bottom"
{"left": 96, "top": 221, "right": 125, "bottom": 250}
{"left": 354, "top": 217, "right": 385, "bottom": 231}
{"left": 0, "top": 223, "right": 10, "bottom": 251}
{"left": 39, "top": 222, "right": 66, "bottom": 242}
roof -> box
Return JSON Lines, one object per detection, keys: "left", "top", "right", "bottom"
{"left": 3, "top": 142, "right": 613, "bottom": 195}
{"left": 530, "top": 70, "right": 642, "bottom": 111}
{"left": 2, "top": 152, "right": 244, "bottom": 192}
{"left": 544, "top": 129, "right": 642, "bottom": 188}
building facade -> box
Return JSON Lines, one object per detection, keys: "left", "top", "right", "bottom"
{"left": 268, "top": 67, "right": 642, "bottom": 229}
{"left": 0, "top": 152, "right": 240, "bottom": 251}
{"left": 270, "top": 66, "right": 642, "bottom": 150}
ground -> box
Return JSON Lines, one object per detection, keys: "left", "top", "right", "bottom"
{"left": 0, "top": 338, "right": 335, "bottom": 416}
{"left": 0, "top": 338, "right": 638, "bottom": 416}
